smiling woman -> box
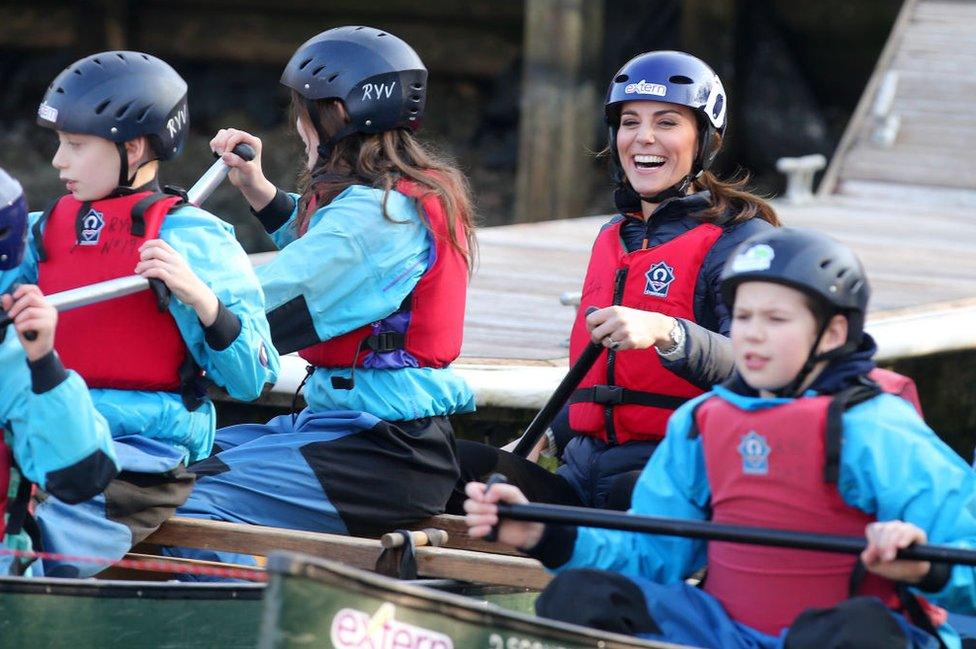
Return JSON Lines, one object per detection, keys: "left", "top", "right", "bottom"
{"left": 451, "top": 50, "right": 782, "bottom": 516}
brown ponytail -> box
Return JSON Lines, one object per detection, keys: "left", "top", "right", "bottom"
{"left": 291, "top": 93, "right": 478, "bottom": 272}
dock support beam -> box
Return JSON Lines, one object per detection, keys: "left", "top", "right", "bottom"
{"left": 515, "top": 0, "right": 603, "bottom": 223}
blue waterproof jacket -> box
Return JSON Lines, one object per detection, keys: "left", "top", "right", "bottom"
{"left": 253, "top": 185, "right": 474, "bottom": 422}
{"left": 3, "top": 200, "right": 280, "bottom": 463}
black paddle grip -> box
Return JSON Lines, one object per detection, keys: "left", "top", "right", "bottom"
{"left": 214, "top": 143, "right": 256, "bottom": 162}
{"left": 483, "top": 473, "right": 510, "bottom": 543}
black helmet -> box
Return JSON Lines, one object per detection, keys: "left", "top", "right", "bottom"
{"left": 281, "top": 25, "right": 427, "bottom": 156}
{"left": 38, "top": 51, "right": 189, "bottom": 161}
{"left": 720, "top": 228, "right": 871, "bottom": 396}
{"left": 606, "top": 51, "right": 727, "bottom": 206}
{"left": 721, "top": 228, "right": 869, "bottom": 334}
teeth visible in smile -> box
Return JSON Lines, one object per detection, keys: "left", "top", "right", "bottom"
{"left": 635, "top": 155, "right": 665, "bottom": 164}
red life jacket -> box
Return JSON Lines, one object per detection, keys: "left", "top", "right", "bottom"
{"left": 868, "top": 367, "right": 924, "bottom": 416}
{"left": 299, "top": 179, "right": 468, "bottom": 372}
{"left": 36, "top": 192, "right": 188, "bottom": 392}
{"left": 568, "top": 220, "right": 723, "bottom": 444}
{"left": 692, "top": 377, "right": 924, "bottom": 635}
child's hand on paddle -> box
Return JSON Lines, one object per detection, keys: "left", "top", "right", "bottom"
{"left": 861, "top": 520, "right": 930, "bottom": 584}
{"left": 135, "top": 239, "right": 220, "bottom": 326}
{"left": 1, "top": 284, "right": 57, "bottom": 360}
{"left": 210, "top": 128, "right": 276, "bottom": 211}
{"left": 586, "top": 306, "right": 676, "bottom": 352}
{"left": 464, "top": 481, "right": 545, "bottom": 550}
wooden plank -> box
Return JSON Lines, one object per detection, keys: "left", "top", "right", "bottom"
{"left": 514, "top": 0, "right": 603, "bottom": 223}
{"left": 144, "top": 517, "right": 551, "bottom": 589}
{"left": 818, "top": 0, "right": 919, "bottom": 195}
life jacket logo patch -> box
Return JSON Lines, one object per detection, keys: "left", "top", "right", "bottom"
{"left": 644, "top": 261, "right": 675, "bottom": 298}
{"left": 738, "top": 430, "right": 770, "bottom": 475}
{"left": 79, "top": 208, "right": 105, "bottom": 246}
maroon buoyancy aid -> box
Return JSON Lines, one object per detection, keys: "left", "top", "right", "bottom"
{"left": 693, "top": 383, "right": 915, "bottom": 635}
{"left": 36, "top": 192, "right": 188, "bottom": 392}
{"left": 568, "top": 220, "right": 723, "bottom": 444}
{"left": 299, "top": 179, "right": 468, "bottom": 370}
{"left": 868, "top": 367, "right": 924, "bottom": 416}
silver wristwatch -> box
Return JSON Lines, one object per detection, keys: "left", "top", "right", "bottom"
{"left": 656, "top": 319, "right": 686, "bottom": 359}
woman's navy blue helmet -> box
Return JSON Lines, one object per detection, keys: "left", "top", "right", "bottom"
{"left": 37, "top": 51, "right": 189, "bottom": 186}
{"left": 0, "top": 167, "right": 28, "bottom": 271}
{"left": 606, "top": 51, "right": 727, "bottom": 205}
{"left": 281, "top": 26, "right": 427, "bottom": 159}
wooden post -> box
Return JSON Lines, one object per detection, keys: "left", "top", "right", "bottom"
{"left": 515, "top": 0, "right": 603, "bottom": 223}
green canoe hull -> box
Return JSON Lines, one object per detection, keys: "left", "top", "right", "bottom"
{"left": 259, "top": 551, "right": 693, "bottom": 649}
{"left": 0, "top": 575, "right": 264, "bottom": 648}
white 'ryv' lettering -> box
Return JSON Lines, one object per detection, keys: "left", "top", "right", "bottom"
{"left": 166, "top": 106, "right": 187, "bottom": 138}
{"left": 362, "top": 82, "right": 397, "bottom": 101}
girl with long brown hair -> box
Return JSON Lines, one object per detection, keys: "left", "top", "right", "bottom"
{"left": 166, "top": 27, "right": 477, "bottom": 558}
{"left": 450, "top": 50, "right": 780, "bottom": 515}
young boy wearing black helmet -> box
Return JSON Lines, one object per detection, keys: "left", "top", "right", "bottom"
{"left": 2, "top": 52, "right": 279, "bottom": 576}
{"left": 465, "top": 228, "right": 976, "bottom": 648}
{"left": 451, "top": 50, "right": 781, "bottom": 514}
{"left": 164, "top": 26, "right": 476, "bottom": 558}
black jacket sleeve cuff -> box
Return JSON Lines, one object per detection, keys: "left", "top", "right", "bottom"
{"left": 202, "top": 301, "right": 242, "bottom": 351}
{"left": 916, "top": 561, "right": 951, "bottom": 593}
{"left": 251, "top": 188, "right": 295, "bottom": 233}
{"left": 523, "top": 524, "right": 578, "bottom": 569}
{"left": 27, "top": 350, "right": 70, "bottom": 394}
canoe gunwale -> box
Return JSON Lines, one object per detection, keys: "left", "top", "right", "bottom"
{"left": 0, "top": 574, "right": 265, "bottom": 600}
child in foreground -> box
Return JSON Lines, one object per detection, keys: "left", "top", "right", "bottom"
{"left": 465, "top": 228, "right": 976, "bottom": 649}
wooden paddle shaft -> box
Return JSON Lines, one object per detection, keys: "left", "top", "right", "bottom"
{"left": 380, "top": 528, "right": 449, "bottom": 549}
{"left": 497, "top": 501, "right": 976, "bottom": 566}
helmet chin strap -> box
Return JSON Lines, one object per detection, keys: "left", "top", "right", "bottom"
{"left": 772, "top": 319, "right": 853, "bottom": 399}
{"left": 638, "top": 172, "right": 697, "bottom": 205}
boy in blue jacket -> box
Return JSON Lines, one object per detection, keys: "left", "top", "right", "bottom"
{"left": 0, "top": 167, "right": 117, "bottom": 575}
{"left": 1, "top": 52, "right": 279, "bottom": 576}
{"left": 466, "top": 228, "right": 976, "bottom": 649}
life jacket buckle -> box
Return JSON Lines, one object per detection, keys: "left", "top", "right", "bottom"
{"left": 367, "top": 331, "right": 406, "bottom": 353}
{"left": 592, "top": 384, "right": 624, "bottom": 405}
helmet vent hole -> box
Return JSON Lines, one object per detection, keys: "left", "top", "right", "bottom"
{"left": 614, "top": 74, "right": 629, "bottom": 83}
{"left": 669, "top": 75, "right": 693, "bottom": 84}
{"left": 355, "top": 26, "right": 365, "bottom": 30}
{"left": 409, "top": 108, "right": 419, "bottom": 114}
{"left": 836, "top": 268, "right": 848, "bottom": 279}
{"left": 850, "top": 279, "right": 864, "bottom": 293}
{"left": 93, "top": 58, "right": 102, "bottom": 66}
{"left": 411, "top": 95, "right": 421, "bottom": 102}
{"left": 312, "top": 65, "right": 326, "bottom": 76}
{"left": 298, "top": 58, "right": 313, "bottom": 70}
{"left": 116, "top": 53, "right": 126, "bottom": 62}
{"left": 73, "top": 68, "right": 82, "bottom": 76}
{"left": 141, "top": 54, "right": 149, "bottom": 61}
{"left": 377, "top": 32, "right": 387, "bottom": 37}
{"left": 95, "top": 99, "right": 111, "bottom": 115}
{"left": 328, "top": 73, "right": 339, "bottom": 83}
{"left": 819, "top": 259, "right": 831, "bottom": 269}
{"left": 411, "top": 82, "right": 423, "bottom": 91}
{"left": 115, "top": 101, "right": 133, "bottom": 118}
{"left": 136, "top": 106, "right": 151, "bottom": 122}
{"left": 55, "top": 87, "right": 65, "bottom": 94}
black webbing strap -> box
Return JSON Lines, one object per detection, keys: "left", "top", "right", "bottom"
{"left": 824, "top": 382, "right": 881, "bottom": 484}
{"left": 685, "top": 400, "right": 709, "bottom": 439}
{"left": 570, "top": 385, "right": 689, "bottom": 411}
{"left": 177, "top": 353, "right": 209, "bottom": 411}
{"left": 129, "top": 193, "right": 171, "bottom": 237}
{"left": 4, "top": 464, "right": 32, "bottom": 540}
{"left": 30, "top": 200, "right": 60, "bottom": 263}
